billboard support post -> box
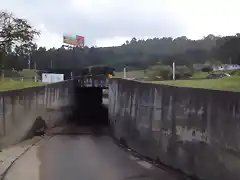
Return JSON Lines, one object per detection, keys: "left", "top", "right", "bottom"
{"left": 172, "top": 62, "right": 175, "bottom": 80}
{"left": 62, "top": 34, "right": 85, "bottom": 80}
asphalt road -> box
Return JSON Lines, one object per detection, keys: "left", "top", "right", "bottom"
{"left": 3, "top": 134, "right": 184, "bottom": 180}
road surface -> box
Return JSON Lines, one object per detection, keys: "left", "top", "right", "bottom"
{"left": 3, "top": 132, "right": 184, "bottom": 180}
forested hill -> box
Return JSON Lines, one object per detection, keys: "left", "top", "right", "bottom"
{"left": 3, "top": 34, "right": 240, "bottom": 71}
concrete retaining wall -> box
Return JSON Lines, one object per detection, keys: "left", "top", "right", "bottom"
{"left": 0, "top": 80, "right": 74, "bottom": 148}
{"left": 109, "top": 78, "right": 240, "bottom": 180}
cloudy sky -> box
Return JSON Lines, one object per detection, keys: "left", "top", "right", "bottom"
{"left": 1, "top": 0, "right": 240, "bottom": 48}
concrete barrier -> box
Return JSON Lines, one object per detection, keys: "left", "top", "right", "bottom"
{"left": 109, "top": 78, "right": 240, "bottom": 180}
{"left": 0, "top": 77, "right": 108, "bottom": 149}
{"left": 0, "top": 80, "right": 74, "bottom": 148}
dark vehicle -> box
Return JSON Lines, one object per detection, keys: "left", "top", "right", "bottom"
{"left": 207, "top": 73, "right": 231, "bottom": 79}
{"left": 132, "top": 77, "right": 145, "bottom": 82}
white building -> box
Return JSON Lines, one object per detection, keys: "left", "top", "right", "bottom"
{"left": 213, "top": 64, "right": 240, "bottom": 71}
{"left": 42, "top": 73, "right": 64, "bottom": 83}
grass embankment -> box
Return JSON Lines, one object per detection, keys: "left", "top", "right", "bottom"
{"left": 0, "top": 69, "right": 43, "bottom": 91}
{"left": 0, "top": 79, "right": 43, "bottom": 91}
{"left": 151, "top": 76, "right": 240, "bottom": 92}
{"left": 116, "top": 68, "right": 240, "bottom": 92}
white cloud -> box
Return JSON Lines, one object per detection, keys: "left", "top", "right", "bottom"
{"left": 1, "top": 0, "right": 240, "bottom": 48}
{"left": 35, "top": 24, "right": 63, "bottom": 49}
{"left": 95, "top": 36, "right": 130, "bottom": 47}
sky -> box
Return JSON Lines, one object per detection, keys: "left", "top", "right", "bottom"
{"left": 1, "top": 0, "right": 240, "bottom": 49}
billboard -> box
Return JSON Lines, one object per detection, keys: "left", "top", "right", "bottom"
{"left": 63, "top": 35, "right": 84, "bottom": 48}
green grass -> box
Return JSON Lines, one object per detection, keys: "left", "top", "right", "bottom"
{"left": 114, "top": 67, "right": 240, "bottom": 92}
{"left": 0, "top": 69, "right": 43, "bottom": 91}
{"left": 0, "top": 79, "right": 44, "bottom": 91}
{"left": 151, "top": 76, "right": 240, "bottom": 92}
{"left": 191, "top": 72, "right": 209, "bottom": 79}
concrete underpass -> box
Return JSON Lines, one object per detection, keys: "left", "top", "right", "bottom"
{"left": 70, "top": 87, "right": 109, "bottom": 127}
{"left": 1, "top": 77, "right": 239, "bottom": 180}
{"left": 1, "top": 87, "right": 185, "bottom": 180}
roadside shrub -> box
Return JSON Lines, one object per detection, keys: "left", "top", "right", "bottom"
{"left": 202, "top": 66, "right": 213, "bottom": 73}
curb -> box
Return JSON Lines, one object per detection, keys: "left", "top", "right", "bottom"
{"left": 110, "top": 135, "right": 201, "bottom": 180}
{"left": 0, "top": 136, "right": 51, "bottom": 180}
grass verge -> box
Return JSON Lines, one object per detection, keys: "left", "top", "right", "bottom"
{"left": 151, "top": 76, "right": 240, "bottom": 92}
{"left": 0, "top": 80, "right": 44, "bottom": 91}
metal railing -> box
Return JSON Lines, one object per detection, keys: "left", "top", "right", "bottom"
{"left": 75, "top": 75, "right": 109, "bottom": 88}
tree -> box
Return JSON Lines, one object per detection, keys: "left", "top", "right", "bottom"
{"left": 202, "top": 66, "right": 213, "bottom": 73}
{"left": 0, "top": 11, "right": 40, "bottom": 50}
{"left": 0, "top": 11, "right": 40, "bottom": 74}
{"left": 147, "top": 66, "right": 172, "bottom": 81}
{"left": 130, "top": 37, "right": 137, "bottom": 44}
{"left": 212, "top": 37, "right": 240, "bottom": 65}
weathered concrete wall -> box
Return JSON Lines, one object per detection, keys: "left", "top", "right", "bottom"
{"left": 109, "top": 78, "right": 240, "bottom": 180}
{"left": 0, "top": 80, "right": 74, "bottom": 148}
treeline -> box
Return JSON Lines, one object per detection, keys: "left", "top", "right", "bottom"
{"left": 1, "top": 11, "right": 240, "bottom": 73}
{"left": 2, "top": 34, "right": 240, "bottom": 72}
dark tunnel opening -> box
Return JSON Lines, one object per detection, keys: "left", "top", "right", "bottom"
{"left": 70, "top": 87, "right": 109, "bottom": 127}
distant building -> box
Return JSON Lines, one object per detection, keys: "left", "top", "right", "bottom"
{"left": 213, "top": 64, "right": 240, "bottom": 71}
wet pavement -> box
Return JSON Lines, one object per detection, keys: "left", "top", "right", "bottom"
{"left": 3, "top": 133, "right": 185, "bottom": 180}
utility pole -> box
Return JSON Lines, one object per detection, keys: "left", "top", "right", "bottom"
{"left": 1, "top": 63, "right": 4, "bottom": 81}
{"left": 1, "top": 52, "right": 4, "bottom": 80}
{"left": 28, "top": 54, "right": 31, "bottom": 69}
{"left": 172, "top": 62, "right": 175, "bottom": 80}
{"left": 229, "top": 57, "right": 232, "bottom": 64}
{"left": 34, "top": 61, "right": 37, "bottom": 82}
{"left": 123, "top": 66, "right": 127, "bottom": 79}
{"left": 1, "top": 47, "right": 6, "bottom": 80}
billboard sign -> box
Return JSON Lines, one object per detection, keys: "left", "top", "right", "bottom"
{"left": 63, "top": 35, "right": 84, "bottom": 48}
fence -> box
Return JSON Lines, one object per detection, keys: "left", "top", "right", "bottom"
{"left": 109, "top": 78, "right": 240, "bottom": 180}
{"left": 0, "top": 80, "right": 75, "bottom": 148}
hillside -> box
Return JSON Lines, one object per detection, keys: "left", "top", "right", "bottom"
{"left": 1, "top": 34, "right": 227, "bottom": 71}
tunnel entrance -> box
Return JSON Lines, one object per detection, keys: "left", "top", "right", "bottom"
{"left": 71, "top": 87, "right": 109, "bottom": 127}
